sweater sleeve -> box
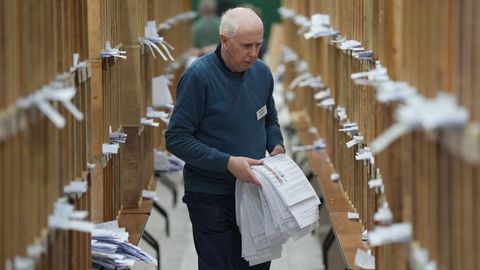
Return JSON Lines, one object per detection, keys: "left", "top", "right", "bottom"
{"left": 264, "top": 72, "right": 284, "bottom": 152}
{"left": 165, "top": 68, "right": 231, "bottom": 172}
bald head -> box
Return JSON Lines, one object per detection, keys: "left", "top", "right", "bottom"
{"left": 219, "top": 7, "right": 263, "bottom": 38}
{"left": 219, "top": 7, "right": 264, "bottom": 73}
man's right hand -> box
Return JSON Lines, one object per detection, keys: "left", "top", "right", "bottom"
{"left": 227, "top": 156, "right": 263, "bottom": 187}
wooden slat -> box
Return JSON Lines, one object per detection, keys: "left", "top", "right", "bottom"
{"left": 119, "top": 46, "right": 143, "bottom": 126}
{"left": 292, "top": 112, "right": 370, "bottom": 269}
{"left": 117, "top": 213, "right": 149, "bottom": 245}
{"left": 120, "top": 126, "right": 142, "bottom": 208}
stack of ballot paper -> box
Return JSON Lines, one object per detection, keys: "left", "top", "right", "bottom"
{"left": 92, "top": 221, "right": 157, "bottom": 269}
{"left": 109, "top": 131, "right": 127, "bottom": 144}
{"left": 236, "top": 154, "right": 321, "bottom": 266}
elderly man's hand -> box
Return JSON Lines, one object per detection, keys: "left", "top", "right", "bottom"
{"left": 227, "top": 156, "right": 263, "bottom": 187}
{"left": 269, "top": 144, "right": 285, "bottom": 157}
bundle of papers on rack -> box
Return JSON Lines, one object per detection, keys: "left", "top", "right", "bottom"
{"left": 154, "top": 149, "right": 185, "bottom": 173}
{"left": 236, "top": 154, "right": 321, "bottom": 266}
{"left": 91, "top": 221, "right": 157, "bottom": 269}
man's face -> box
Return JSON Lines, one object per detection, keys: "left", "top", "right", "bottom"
{"left": 221, "top": 23, "right": 263, "bottom": 73}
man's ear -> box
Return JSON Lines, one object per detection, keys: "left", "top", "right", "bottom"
{"left": 220, "top": 33, "right": 228, "bottom": 48}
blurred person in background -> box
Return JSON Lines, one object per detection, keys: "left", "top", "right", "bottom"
{"left": 192, "top": 0, "right": 221, "bottom": 55}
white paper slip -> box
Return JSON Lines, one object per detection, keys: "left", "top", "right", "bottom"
{"left": 27, "top": 243, "right": 45, "bottom": 258}
{"left": 140, "top": 117, "right": 160, "bottom": 127}
{"left": 317, "top": 98, "right": 335, "bottom": 108}
{"left": 339, "top": 126, "right": 359, "bottom": 132}
{"left": 330, "top": 173, "right": 340, "bottom": 182}
{"left": 94, "top": 220, "right": 120, "bottom": 231}
{"left": 142, "top": 190, "right": 158, "bottom": 201}
{"left": 291, "top": 139, "right": 326, "bottom": 153}
{"left": 409, "top": 244, "right": 437, "bottom": 270}
{"left": 14, "top": 256, "right": 35, "bottom": 270}
{"left": 368, "top": 178, "right": 383, "bottom": 188}
{"left": 102, "top": 143, "right": 119, "bottom": 154}
{"left": 48, "top": 215, "right": 94, "bottom": 233}
{"left": 356, "top": 148, "right": 373, "bottom": 161}
{"left": 376, "top": 81, "right": 417, "bottom": 103}
{"left": 368, "top": 223, "right": 412, "bottom": 247}
{"left": 348, "top": 212, "right": 360, "bottom": 220}
{"left": 374, "top": 203, "right": 393, "bottom": 223}
{"left": 64, "top": 180, "right": 88, "bottom": 194}
{"left": 308, "top": 127, "right": 318, "bottom": 134}
{"left": 339, "top": 40, "right": 362, "bottom": 50}
{"left": 351, "top": 67, "right": 387, "bottom": 80}
{"left": 152, "top": 75, "right": 173, "bottom": 107}
{"left": 146, "top": 107, "right": 169, "bottom": 118}
{"left": 354, "top": 249, "right": 375, "bottom": 269}
{"left": 314, "top": 89, "right": 330, "bottom": 100}
{"left": 68, "top": 210, "right": 89, "bottom": 220}
{"left": 342, "top": 122, "right": 358, "bottom": 128}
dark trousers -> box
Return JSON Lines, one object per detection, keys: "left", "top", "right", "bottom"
{"left": 183, "top": 191, "right": 271, "bottom": 270}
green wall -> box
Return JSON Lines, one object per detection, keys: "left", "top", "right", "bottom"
{"left": 191, "top": 0, "right": 281, "bottom": 45}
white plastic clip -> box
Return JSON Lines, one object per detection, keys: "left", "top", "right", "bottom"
{"left": 346, "top": 135, "right": 364, "bottom": 148}
{"left": 141, "top": 21, "right": 175, "bottom": 61}
{"left": 368, "top": 223, "right": 412, "bottom": 247}
{"left": 43, "top": 85, "right": 84, "bottom": 121}
{"left": 314, "top": 88, "right": 331, "bottom": 101}
{"left": 339, "top": 40, "right": 362, "bottom": 51}
{"left": 374, "top": 202, "right": 393, "bottom": 224}
{"left": 304, "top": 14, "right": 336, "bottom": 39}
{"left": 339, "top": 122, "right": 358, "bottom": 132}
{"left": 317, "top": 98, "right": 335, "bottom": 108}
{"left": 335, "top": 106, "right": 347, "bottom": 120}
{"left": 355, "top": 147, "right": 374, "bottom": 162}
{"left": 371, "top": 93, "right": 468, "bottom": 154}
{"left": 100, "top": 41, "right": 127, "bottom": 59}
{"left": 17, "top": 90, "right": 66, "bottom": 128}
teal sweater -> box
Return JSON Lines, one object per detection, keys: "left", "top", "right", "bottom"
{"left": 165, "top": 46, "right": 283, "bottom": 194}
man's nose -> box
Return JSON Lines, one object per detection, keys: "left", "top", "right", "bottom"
{"left": 248, "top": 46, "right": 259, "bottom": 58}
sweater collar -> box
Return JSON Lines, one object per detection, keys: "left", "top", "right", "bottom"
{"left": 215, "top": 44, "right": 242, "bottom": 76}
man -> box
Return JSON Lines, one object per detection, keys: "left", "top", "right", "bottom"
{"left": 166, "top": 7, "right": 284, "bottom": 270}
{"left": 192, "top": 0, "right": 221, "bottom": 54}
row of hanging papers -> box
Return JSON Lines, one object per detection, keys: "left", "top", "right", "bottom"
{"left": 92, "top": 220, "right": 157, "bottom": 269}
{"left": 236, "top": 154, "right": 321, "bottom": 266}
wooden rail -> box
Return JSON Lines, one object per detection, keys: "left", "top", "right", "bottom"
{"left": 292, "top": 111, "right": 371, "bottom": 269}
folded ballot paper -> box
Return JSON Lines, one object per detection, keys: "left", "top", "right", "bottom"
{"left": 236, "top": 154, "right": 321, "bottom": 266}
{"left": 92, "top": 221, "right": 157, "bottom": 269}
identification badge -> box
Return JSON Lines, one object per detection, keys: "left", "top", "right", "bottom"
{"left": 256, "top": 105, "right": 267, "bottom": 120}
